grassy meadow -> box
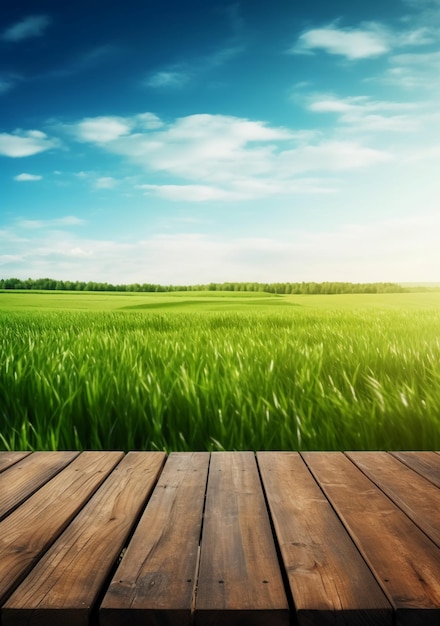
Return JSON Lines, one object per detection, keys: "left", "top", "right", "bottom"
{"left": 1, "top": 289, "right": 440, "bottom": 451}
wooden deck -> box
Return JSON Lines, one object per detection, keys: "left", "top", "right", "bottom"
{"left": 1, "top": 451, "right": 440, "bottom": 625}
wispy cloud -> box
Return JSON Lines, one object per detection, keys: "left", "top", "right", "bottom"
{"left": 291, "top": 23, "right": 390, "bottom": 59}
{"left": 13, "top": 173, "right": 42, "bottom": 181}
{"left": 94, "top": 176, "right": 118, "bottom": 189}
{"left": 2, "top": 15, "right": 51, "bottom": 42}
{"left": 145, "top": 36, "right": 244, "bottom": 89}
{"left": 64, "top": 112, "right": 390, "bottom": 201}
{"left": 0, "top": 129, "right": 59, "bottom": 157}
{"left": 308, "top": 94, "right": 419, "bottom": 132}
{"left": 2, "top": 213, "right": 439, "bottom": 283}
{"left": 73, "top": 45, "right": 116, "bottom": 71}
{"left": 382, "top": 50, "right": 440, "bottom": 89}
{"left": 16, "top": 216, "right": 84, "bottom": 229}
{"left": 0, "top": 76, "right": 15, "bottom": 94}
{"left": 144, "top": 1, "right": 246, "bottom": 90}
{"left": 43, "top": 45, "right": 119, "bottom": 80}
{"left": 145, "top": 70, "right": 191, "bottom": 89}
{"left": 291, "top": 21, "right": 434, "bottom": 60}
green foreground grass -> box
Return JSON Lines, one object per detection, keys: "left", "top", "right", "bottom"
{"left": 1, "top": 290, "right": 440, "bottom": 451}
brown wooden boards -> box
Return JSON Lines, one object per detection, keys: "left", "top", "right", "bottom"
{"left": 347, "top": 452, "right": 440, "bottom": 549}
{"left": 390, "top": 451, "right": 440, "bottom": 488}
{"left": 2, "top": 452, "right": 165, "bottom": 626}
{"left": 1, "top": 451, "right": 440, "bottom": 626}
{"left": 0, "top": 451, "right": 79, "bottom": 521}
{"left": 257, "top": 452, "right": 391, "bottom": 626}
{"left": 0, "top": 452, "right": 32, "bottom": 473}
{"left": 0, "top": 451, "right": 123, "bottom": 606}
{"left": 100, "top": 452, "right": 209, "bottom": 626}
{"left": 194, "top": 452, "right": 289, "bottom": 626}
{"left": 302, "top": 452, "right": 440, "bottom": 626}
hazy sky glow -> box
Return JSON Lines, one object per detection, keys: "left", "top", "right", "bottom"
{"left": 1, "top": 0, "right": 439, "bottom": 284}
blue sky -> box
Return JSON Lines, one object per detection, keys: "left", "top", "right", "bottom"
{"left": 1, "top": 0, "right": 439, "bottom": 284}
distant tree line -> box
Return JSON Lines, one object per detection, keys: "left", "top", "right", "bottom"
{"left": 0, "top": 277, "right": 408, "bottom": 294}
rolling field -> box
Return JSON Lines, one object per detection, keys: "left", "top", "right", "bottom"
{"left": 1, "top": 290, "right": 440, "bottom": 451}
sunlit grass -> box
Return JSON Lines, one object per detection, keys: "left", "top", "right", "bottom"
{"left": 1, "top": 300, "right": 439, "bottom": 451}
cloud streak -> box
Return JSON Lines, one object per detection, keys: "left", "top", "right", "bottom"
{"left": 2, "top": 15, "right": 51, "bottom": 42}
{"left": 13, "top": 173, "right": 42, "bottom": 181}
{"left": 145, "top": 38, "right": 244, "bottom": 89}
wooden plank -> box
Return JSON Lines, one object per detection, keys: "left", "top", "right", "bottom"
{"left": 0, "top": 451, "right": 123, "bottom": 606}
{"left": 347, "top": 452, "right": 440, "bottom": 549}
{"left": 390, "top": 452, "right": 440, "bottom": 488}
{"left": 302, "top": 452, "right": 440, "bottom": 625}
{"left": 0, "top": 451, "right": 79, "bottom": 521}
{"left": 100, "top": 452, "right": 209, "bottom": 626}
{"left": 194, "top": 452, "right": 289, "bottom": 626}
{"left": 0, "top": 452, "right": 32, "bottom": 473}
{"left": 257, "top": 452, "right": 391, "bottom": 626}
{"left": 2, "top": 452, "right": 165, "bottom": 626}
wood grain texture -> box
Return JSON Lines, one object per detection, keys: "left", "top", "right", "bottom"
{"left": 347, "top": 452, "right": 440, "bottom": 548}
{"left": 0, "top": 452, "right": 32, "bottom": 473}
{"left": 302, "top": 452, "right": 440, "bottom": 626}
{"left": 0, "top": 451, "right": 79, "bottom": 521}
{"left": 257, "top": 452, "right": 391, "bottom": 626}
{"left": 195, "top": 452, "right": 289, "bottom": 626}
{"left": 2, "top": 452, "right": 165, "bottom": 626}
{"left": 390, "top": 452, "right": 440, "bottom": 488}
{"left": 100, "top": 452, "right": 209, "bottom": 626}
{"left": 0, "top": 451, "right": 123, "bottom": 606}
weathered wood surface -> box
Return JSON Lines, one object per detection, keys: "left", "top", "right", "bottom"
{"left": 258, "top": 452, "right": 391, "bottom": 626}
{"left": 303, "top": 452, "right": 440, "bottom": 626}
{"left": 101, "top": 452, "right": 209, "bottom": 626}
{"left": 390, "top": 451, "right": 440, "bottom": 487}
{"left": 194, "top": 452, "right": 289, "bottom": 626}
{"left": 3, "top": 452, "right": 165, "bottom": 626}
{"left": 1, "top": 451, "right": 439, "bottom": 626}
{"left": 0, "top": 451, "right": 79, "bottom": 521}
{"left": 347, "top": 451, "right": 440, "bottom": 549}
{"left": 0, "top": 452, "right": 32, "bottom": 473}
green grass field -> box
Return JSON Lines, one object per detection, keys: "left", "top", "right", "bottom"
{"left": 1, "top": 290, "right": 440, "bottom": 451}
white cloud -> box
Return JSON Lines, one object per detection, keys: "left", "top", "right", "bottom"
{"left": 94, "top": 176, "right": 117, "bottom": 189}
{"left": 138, "top": 184, "right": 242, "bottom": 202}
{"left": 136, "top": 113, "right": 164, "bottom": 129}
{"left": 139, "top": 179, "right": 336, "bottom": 202}
{"left": 65, "top": 112, "right": 392, "bottom": 201}
{"left": 291, "top": 21, "right": 435, "bottom": 60}
{"left": 71, "top": 117, "right": 133, "bottom": 143}
{"left": 2, "top": 15, "right": 51, "bottom": 42}
{"left": 308, "top": 94, "right": 419, "bottom": 132}
{"left": 13, "top": 173, "right": 42, "bottom": 181}
{"left": 0, "top": 130, "right": 59, "bottom": 157}
{"left": 277, "top": 141, "right": 391, "bottom": 174}
{"left": 73, "top": 113, "right": 292, "bottom": 184}
{"left": 292, "top": 24, "right": 390, "bottom": 59}
{"left": 381, "top": 51, "right": 440, "bottom": 89}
